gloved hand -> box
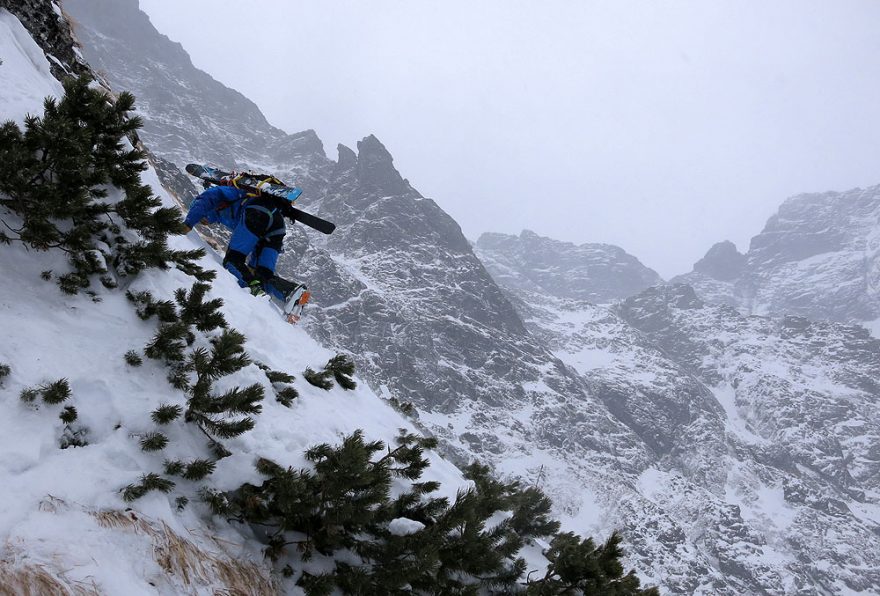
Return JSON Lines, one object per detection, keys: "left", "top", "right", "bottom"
{"left": 248, "top": 280, "right": 266, "bottom": 297}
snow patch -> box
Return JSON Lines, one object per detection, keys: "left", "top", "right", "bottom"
{"left": 863, "top": 317, "right": 880, "bottom": 339}
{"left": 637, "top": 467, "right": 671, "bottom": 501}
{"left": 558, "top": 485, "right": 604, "bottom": 535}
{"left": 554, "top": 345, "right": 618, "bottom": 373}
{"left": 388, "top": 517, "right": 426, "bottom": 536}
{"left": 0, "top": 10, "right": 65, "bottom": 125}
{"left": 711, "top": 384, "right": 767, "bottom": 445}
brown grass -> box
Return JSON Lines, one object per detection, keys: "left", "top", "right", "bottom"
{"left": 0, "top": 562, "right": 100, "bottom": 596}
{"left": 0, "top": 499, "right": 275, "bottom": 596}
{"left": 93, "top": 510, "right": 276, "bottom": 595}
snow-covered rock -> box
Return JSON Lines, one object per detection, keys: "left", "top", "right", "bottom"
{"left": 509, "top": 280, "right": 880, "bottom": 593}
{"left": 0, "top": 0, "right": 89, "bottom": 79}
{"left": 475, "top": 229, "right": 662, "bottom": 303}
{"left": 0, "top": 8, "right": 64, "bottom": 125}
{"left": 674, "top": 186, "right": 880, "bottom": 326}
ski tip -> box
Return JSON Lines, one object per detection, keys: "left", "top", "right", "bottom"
{"left": 185, "top": 164, "right": 201, "bottom": 176}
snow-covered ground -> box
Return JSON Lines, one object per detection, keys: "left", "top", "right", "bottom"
{"left": 0, "top": 230, "right": 467, "bottom": 592}
{"left": 0, "top": 9, "right": 64, "bottom": 126}
{"left": 0, "top": 14, "right": 470, "bottom": 592}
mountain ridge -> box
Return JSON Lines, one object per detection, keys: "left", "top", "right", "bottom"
{"left": 674, "top": 184, "right": 880, "bottom": 327}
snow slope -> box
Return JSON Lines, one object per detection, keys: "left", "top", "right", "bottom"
{"left": 0, "top": 13, "right": 468, "bottom": 592}
{"left": 0, "top": 231, "right": 466, "bottom": 593}
{"left": 0, "top": 9, "right": 64, "bottom": 125}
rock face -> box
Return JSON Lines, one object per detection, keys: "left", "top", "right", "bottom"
{"left": 66, "top": 1, "right": 880, "bottom": 592}
{"left": 692, "top": 240, "right": 746, "bottom": 281}
{"left": 475, "top": 230, "right": 662, "bottom": 303}
{"left": 507, "top": 280, "right": 880, "bottom": 594}
{"left": 0, "top": 0, "right": 89, "bottom": 79}
{"left": 65, "top": 0, "right": 332, "bottom": 191}
{"left": 674, "top": 187, "right": 880, "bottom": 324}
{"left": 615, "top": 286, "right": 880, "bottom": 592}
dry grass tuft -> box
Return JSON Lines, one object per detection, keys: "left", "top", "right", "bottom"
{"left": 0, "top": 504, "right": 274, "bottom": 596}
{"left": 0, "top": 561, "right": 100, "bottom": 596}
{"left": 93, "top": 510, "right": 275, "bottom": 595}
{"left": 38, "top": 495, "right": 70, "bottom": 514}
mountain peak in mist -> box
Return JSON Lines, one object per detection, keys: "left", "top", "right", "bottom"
{"left": 356, "top": 134, "right": 411, "bottom": 195}
{"left": 475, "top": 229, "right": 662, "bottom": 303}
{"left": 692, "top": 240, "right": 746, "bottom": 281}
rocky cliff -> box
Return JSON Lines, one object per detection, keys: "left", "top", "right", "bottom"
{"left": 674, "top": 186, "right": 880, "bottom": 326}
{"left": 475, "top": 229, "right": 662, "bottom": 303}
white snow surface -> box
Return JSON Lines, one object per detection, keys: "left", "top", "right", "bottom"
{"left": 0, "top": 22, "right": 473, "bottom": 592}
{"left": 0, "top": 9, "right": 65, "bottom": 126}
{"left": 0, "top": 182, "right": 467, "bottom": 592}
{"left": 387, "top": 517, "right": 426, "bottom": 536}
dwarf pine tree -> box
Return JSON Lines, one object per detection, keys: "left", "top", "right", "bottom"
{"left": 144, "top": 321, "right": 192, "bottom": 365}
{"left": 163, "top": 460, "right": 186, "bottom": 476}
{"left": 184, "top": 330, "right": 264, "bottom": 441}
{"left": 124, "top": 349, "right": 143, "bottom": 366}
{"left": 325, "top": 354, "right": 357, "bottom": 390}
{"left": 59, "top": 406, "right": 78, "bottom": 424}
{"left": 122, "top": 279, "right": 266, "bottom": 499}
{"left": 259, "top": 367, "right": 296, "bottom": 384}
{"left": 212, "top": 429, "right": 656, "bottom": 595}
{"left": 127, "top": 290, "right": 178, "bottom": 322}
{"left": 464, "top": 462, "right": 561, "bottom": 540}
{"left": 387, "top": 397, "right": 417, "bottom": 417}
{"left": 175, "top": 282, "right": 227, "bottom": 331}
{"left": 20, "top": 378, "right": 72, "bottom": 405}
{"left": 40, "top": 378, "right": 72, "bottom": 404}
{"left": 151, "top": 404, "right": 183, "bottom": 425}
{"left": 19, "top": 388, "right": 40, "bottom": 403}
{"left": 510, "top": 485, "right": 561, "bottom": 538}
{"left": 303, "top": 366, "right": 334, "bottom": 390}
{"left": 181, "top": 459, "right": 216, "bottom": 481}
{"left": 140, "top": 432, "right": 169, "bottom": 452}
{"left": 526, "top": 532, "right": 659, "bottom": 596}
{"left": 254, "top": 363, "right": 299, "bottom": 406}
{"left": 138, "top": 315, "right": 262, "bottom": 461}
{"left": 275, "top": 386, "right": 299, "bottom": 407}
{"left": 122, "top": 473, "right": 175, "bottom": 502}
{"left": 0, "top": 76, "right": 208, "bottom": 292}
{"left": 302, "top": 355, "right": 357, "bottom": 391}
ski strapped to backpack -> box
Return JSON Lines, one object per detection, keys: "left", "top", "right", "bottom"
{"left": 185, "top": 163, "right": 335, "bottom": 234}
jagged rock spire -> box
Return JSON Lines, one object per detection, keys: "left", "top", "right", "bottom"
{"left": 356, "top": 135, "right": 412, "bottom": 195}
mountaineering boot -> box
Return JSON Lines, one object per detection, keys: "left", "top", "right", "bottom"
{"left": 282, "top": 284, "right": 310, "bottom": 324}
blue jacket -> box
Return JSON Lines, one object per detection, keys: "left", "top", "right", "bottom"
{"left": 184, "top": 186, "right": 250, "bottom": 230}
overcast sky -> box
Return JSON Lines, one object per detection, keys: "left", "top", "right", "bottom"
{"left": 139, "top": 0, "right": 880, "bottom": 277}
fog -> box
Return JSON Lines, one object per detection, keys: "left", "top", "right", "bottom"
{"left": 139, "top": 0, "right": 880, "bottom": 277}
